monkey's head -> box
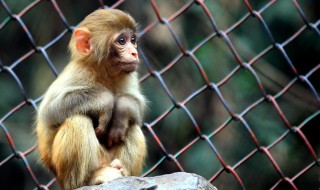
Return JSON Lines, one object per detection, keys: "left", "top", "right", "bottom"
{"left": 69, "top": 9, "right": 139, "bottom": 75}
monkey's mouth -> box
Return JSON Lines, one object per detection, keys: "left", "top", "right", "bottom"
{"left": 120, "top": 62, "right": 138, "bottom": 72}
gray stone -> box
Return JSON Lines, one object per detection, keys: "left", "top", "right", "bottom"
{"left": 76, "top": 172, "right": 217, "bottom": 190}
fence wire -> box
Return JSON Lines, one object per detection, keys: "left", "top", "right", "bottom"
{"left": 0, "top": 0, "right": 319, "bottom": 189}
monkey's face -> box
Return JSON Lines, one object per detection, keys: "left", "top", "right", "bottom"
{"left": 111, "top": 30, "right": 139, "bottom": 73}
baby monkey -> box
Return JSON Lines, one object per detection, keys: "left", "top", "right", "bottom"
{"left": 36, "top": 9, "right": 146, "bottom": 190}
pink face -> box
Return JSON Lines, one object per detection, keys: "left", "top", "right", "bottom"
{"left": 112, "top": 30, "right": 139, "bottom": 73}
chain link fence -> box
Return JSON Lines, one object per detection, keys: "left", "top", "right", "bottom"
{"left": 0, "top": 0, "right": 319, "bottom": 189}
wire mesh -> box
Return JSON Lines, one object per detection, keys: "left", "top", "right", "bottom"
{"left": 0, "top": 0, "right": 319, "bottom": 189}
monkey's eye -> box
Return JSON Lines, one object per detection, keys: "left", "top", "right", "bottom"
{"left": 130, "top": 36, "right": 136, "bottom": 44}
{"left": 118, "top": 36, "right": 126, "bottom": 45}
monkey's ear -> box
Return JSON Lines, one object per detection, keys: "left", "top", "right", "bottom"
{"left": 74, "top": 28, "right": 92, "bottom": 56}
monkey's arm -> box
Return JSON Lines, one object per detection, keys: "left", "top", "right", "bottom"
{"left": 105, "top": 94, "right": 144, "bottom": 148}
{"left": 39, "top": 85, "right": 114, "bottom": 128}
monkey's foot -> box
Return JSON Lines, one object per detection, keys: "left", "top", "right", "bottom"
{"left": 90, "top": 159, "right": 124, "bottom": 185}
{"left": 109, "top": 159, "right": 123, "bottom": 171}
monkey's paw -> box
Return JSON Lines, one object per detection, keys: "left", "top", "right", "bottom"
{"left": 107, "top": 125, "right": 127, "bottom": 148}
{"left": 109, "top": 159, "right": 124, "bottom": 172}
{"left": 91, "top": 159, "right": 125, "bottom": 185}
{"left": 110, "top": 159, "right": 129, "bottom": 177}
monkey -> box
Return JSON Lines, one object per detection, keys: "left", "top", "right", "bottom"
{"left": 35, "top": 9, "right": 147, "bottom": 190}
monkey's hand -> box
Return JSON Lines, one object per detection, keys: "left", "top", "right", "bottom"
{"left": 107, "top": 95, "right": 142, "bottom": 148}
{"left": 94, "top": 112, "right": 109, "bottom": 140}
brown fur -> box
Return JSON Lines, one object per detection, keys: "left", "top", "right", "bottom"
{"left": 36, "top": 9, "right": 146, "bottom": 190}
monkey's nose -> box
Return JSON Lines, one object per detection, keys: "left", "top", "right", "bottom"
{"left": 132, "top": 52, "right": 138, "bottom": 58}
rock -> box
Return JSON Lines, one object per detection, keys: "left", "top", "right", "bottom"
{"left": 76, "top": 172, "right": 217, "bottom": 190}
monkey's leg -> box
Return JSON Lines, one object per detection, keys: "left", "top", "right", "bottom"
{"left": 52, "top": 115, "right": 107, "bottom": 190}
{"left": 112, "top": 124, "right": 147, "bottom": 176}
